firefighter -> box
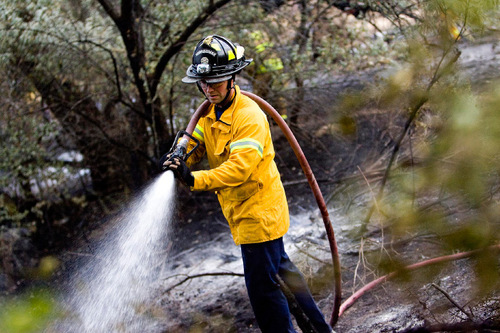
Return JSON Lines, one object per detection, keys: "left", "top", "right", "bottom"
{"left": 162, "top": 35, "right": 332, "bottom": 333}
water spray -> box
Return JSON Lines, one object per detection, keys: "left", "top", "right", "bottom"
{"left": 54, "top": 170, "right": 177, "bottom": 332}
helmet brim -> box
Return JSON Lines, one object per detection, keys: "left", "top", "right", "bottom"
{"left": 181, "top": 59, "right": 253, "bottom": 84}
{"left": 181, "top": 74, "right": 233, "bottom": 84}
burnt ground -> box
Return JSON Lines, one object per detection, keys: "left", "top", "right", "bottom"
{"left": 158, "top": 190, "right": 500, "bottom": 333}
{"left": 159, "top": 187, "right": 500, "bottom": 333}
{"left": 155, "top": 37, "right": 500, "bottom": 332}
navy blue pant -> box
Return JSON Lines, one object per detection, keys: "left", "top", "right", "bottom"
{"left": 241, "top": 238, "right": 332, "bottom": 333}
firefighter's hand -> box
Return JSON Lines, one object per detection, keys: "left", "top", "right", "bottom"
{"left": 159, "top": 152, "right": 172, "bottom": 171}
{"left": 166, "top": 157, "right": 194, "bottom": 187}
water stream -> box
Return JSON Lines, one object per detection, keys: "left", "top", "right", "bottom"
{"left": 52, "top": 171, "right": 176, "bottom": 332}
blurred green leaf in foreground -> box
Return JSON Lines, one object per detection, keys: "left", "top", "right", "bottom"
{"left": 0, "top": 288, "right": 59, "bottom": 333}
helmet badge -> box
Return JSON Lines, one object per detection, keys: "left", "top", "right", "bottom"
{"left": 196, "top": 57, "right": 211, "bottom": 74}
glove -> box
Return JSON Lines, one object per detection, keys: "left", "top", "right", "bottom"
{"left": 166, "top": 157, "right": 195, "bottom": 187}
{"left": 159, "top": 152, "right": 171, "bottom": 170}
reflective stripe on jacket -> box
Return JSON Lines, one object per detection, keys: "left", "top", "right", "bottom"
{"left": 186, "top": 85, "right": 289, "bottom": 245}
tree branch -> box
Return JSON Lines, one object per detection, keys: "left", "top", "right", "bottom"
{"left": 338, "top": 244, "right": 500, "bottom": 317}
{"left": 276, "top": 274, "right": 319, "bottom": 333}
{"left": 97, "top": 0, "right": 149, "bottom": 121}
{"left": 431, "top": 283, "right": 474, "bottom": 321}
{"left": 121, "top": 0, "right": 133, "bottom": 23}
{"left": 150, "top": 0, "right": 232, "bottom": 98}
{"left": 162, "top": 271, "right": 244, "bottom": 294}
{"left": 77, "top": 39, "right": 123, "bottom": 101}
{"left": 360, "top": 44, "right": 461, "bottom": 233}
{"left": 96, "top": 0, "right": 120, "bottom": 23}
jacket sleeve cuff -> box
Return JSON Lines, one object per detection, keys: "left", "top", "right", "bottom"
{"left": 191, "top": 170, "right": 207, "bottom": 191}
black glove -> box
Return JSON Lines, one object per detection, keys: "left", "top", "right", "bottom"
{"left": 167, "top": 157, "right": 195, "bottom": 187}
{"left": 159, "top": 152, "right": 171, "bottom": 170}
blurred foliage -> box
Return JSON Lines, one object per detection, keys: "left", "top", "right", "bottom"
{"left": 0, "top": 289, "right": 58, "bottom": 333}
{"left": 0, "top": 256, "right": 60, "bottom": 333}
{"left": 334, "top": 0, "right": 500, "bottom": 293}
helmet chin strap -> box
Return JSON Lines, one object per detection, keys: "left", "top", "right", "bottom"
{"left": 196, "top": 81, "right": 204, "bottom": 94}
{"left": 217, "top": 77, "right": 235, "bottom": 107}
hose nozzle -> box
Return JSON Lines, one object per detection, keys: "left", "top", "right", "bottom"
{"left": 170, "top": 137, "right": 189, "bottom": 160}
{"left": 162, "top": 131, "right": 200, "bottom": 171}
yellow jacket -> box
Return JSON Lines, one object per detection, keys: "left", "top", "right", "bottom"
{"left": 186, "top": 85, "right": 289, "bottom": 245}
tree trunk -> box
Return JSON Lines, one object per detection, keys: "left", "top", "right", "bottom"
{"left": 19, "top": 60, "right": 150, "bottom": 197}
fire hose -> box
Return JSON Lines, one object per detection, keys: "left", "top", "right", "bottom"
{"left": 167, "top": 91, "right": 499, "bottom": 329}
{"left": 173, "top": 91, "right": 342, "bottom": 326}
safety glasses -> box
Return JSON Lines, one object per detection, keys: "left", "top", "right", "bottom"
{"left": 198, "top": 80, "right": 225, "bottom": 89}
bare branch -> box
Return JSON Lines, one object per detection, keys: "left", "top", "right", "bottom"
{"left": 96, "top": 0, "right": 120, "bottom": 23}
{"left": 339, "top": 244, "right": 500, "bottom": 317}
{"left": 162, "top": 271, "right": 244, "bottom": 294}
{"left": 360, "top": 46, "right": 462, "bottom": 233}
{"left": 150, "top": 0, "right": 232, "bottom": 98}
{"left": 431, "top": 283, "right": 474, "bottom": 321}
{"left": 77, "top": 39, "right": 123, "bottom": 101}
{"left": 276, "top": 273, "right": 319, "bottom": 333}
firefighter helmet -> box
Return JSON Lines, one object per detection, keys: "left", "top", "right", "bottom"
{"left": 182, "top": 35, "right": 252, "bottom": 84}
